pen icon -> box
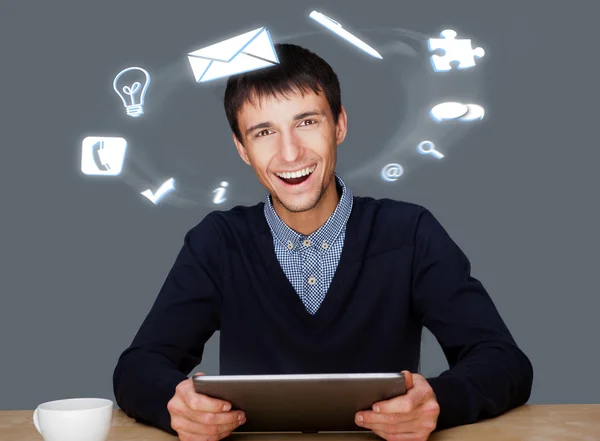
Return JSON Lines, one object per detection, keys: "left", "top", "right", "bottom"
{"left": 309, "top": 10, "right": 383, "bottom": 60}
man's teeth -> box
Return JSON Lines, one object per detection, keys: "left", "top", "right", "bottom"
{"left": 276, "top": 165, "right": 316, "bottom": 180}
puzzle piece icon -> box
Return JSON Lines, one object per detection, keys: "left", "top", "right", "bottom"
{"left": 428, "top": 29, "right": 485, "bottom": 72}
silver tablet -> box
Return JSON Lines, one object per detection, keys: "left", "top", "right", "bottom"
{"left": 192, "top": 372, "right": 406, "bottom": 433}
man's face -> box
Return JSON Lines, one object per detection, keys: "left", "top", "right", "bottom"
{"left": 233, "top": 88, "right": 347, "bottom": 214}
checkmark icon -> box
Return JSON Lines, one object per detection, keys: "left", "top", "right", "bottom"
{"left": 141, "top": 178, "right": 175, "bottom": 204}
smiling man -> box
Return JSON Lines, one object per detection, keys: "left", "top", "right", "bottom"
{"left": 113, "top": 43, "right": 534, "bottom": 441}
{"left": 232, "top": 83, "right": 343, "bottom": 237}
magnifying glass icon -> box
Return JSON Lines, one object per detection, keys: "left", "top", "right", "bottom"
{"left": 417, "top": 141, "right": 444, "bottom": 159}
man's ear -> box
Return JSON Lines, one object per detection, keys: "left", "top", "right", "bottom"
{"left": 336, "top": 105, "right": 348, "bottom": 145}
{"left": 232, "top": 132, "right": 251, "bottom": 166}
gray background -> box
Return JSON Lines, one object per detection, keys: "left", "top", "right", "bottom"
{"left": 1, "top": 0, "right": 598, "bottom": 410}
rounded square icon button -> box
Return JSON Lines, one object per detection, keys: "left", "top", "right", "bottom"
{"left": 81, "top": 136, "right": 127, "bottom": 176}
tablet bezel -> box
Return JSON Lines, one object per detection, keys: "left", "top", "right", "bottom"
{"left": 192, "top": 372, "right": 406, "bottom": 433}
{"left": 193, "top": 372, "right": 404, "bottom": 381}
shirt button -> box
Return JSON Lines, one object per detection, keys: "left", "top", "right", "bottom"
{"left": 307, "top": 276, "right": 317, "bottom": 285}
{"left": 303, "top": 239, "right": 311, "bottom": 247}
{"left": 321, "top": 241, "right": 329, "bottom": 250}
{"left": 287, "top": 241, "right": 294, "bottom": 250}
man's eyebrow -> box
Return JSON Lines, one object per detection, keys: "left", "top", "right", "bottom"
{"left": 244, "top": 110, "right": 325, "bottom": 136}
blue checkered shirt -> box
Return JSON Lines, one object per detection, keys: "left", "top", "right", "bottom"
{"left": 264, "top": 173, "right": 354, "bottom": 315}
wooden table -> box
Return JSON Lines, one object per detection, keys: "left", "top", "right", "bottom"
{"left": 1, "top": 405, "right": 598, "bottom": 440}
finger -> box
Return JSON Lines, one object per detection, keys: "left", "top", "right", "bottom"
{"left": 372, "top": 395, "right": 417, "bottom": 415}
{"left": 381, "top": 389, "right": 426, "bottom": 414}
{"left": 216, "top": 419, "right": 246, "bottom": 435}
{"left": 217, "top": 417, "right": 247, "bottom": 437}
{"left": 372, "top": 377, "right": 430, "bottom": 414}
{"left": 186, "top": 376, "right": 234, "bottom": 413}
{"left": 357, "top": 410, "right": 416, "bottom": 427}
{"left": 172, "top": 413, "right": 245, "bottom": 438}
{"left": 171, "top": 418, "right": 220, "bottom": 438}
{"left": 184, "top": 386, "right": 233, "bottom": 413}
{"left": 217, "top": 428, "right": 241, "bottom": 440}
{"left": 371, "top": 371, "right": 414, "bottom": 414}
{"left": 192, "top": 409, "right": 246, "bottom": 426}
{"left": 364, "top": 419, "right": 422, "bottom": 434}
{"left": 402, "top": 370, "right": 414, "bottom": 390}
{"left": 372, "top": 429, "right": 419, "bottom": 441}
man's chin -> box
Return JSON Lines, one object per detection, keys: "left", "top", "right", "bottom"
{"left": 275, "top": 194, "right": 321, "bottom": 214}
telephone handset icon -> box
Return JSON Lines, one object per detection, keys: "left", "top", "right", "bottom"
{"left": 81, "top": 136, "right": 127, "bottom": 176}
{"left": 92, "top": 141, "right": 111, "bottom": 172}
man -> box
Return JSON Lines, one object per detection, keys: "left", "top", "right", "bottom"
{"left": 113, "top": 43, "right": 533, "bottom": 441}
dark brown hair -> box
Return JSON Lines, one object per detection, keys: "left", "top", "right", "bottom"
{"left": 224, "top": 43, "right": 342, "bottom": 145}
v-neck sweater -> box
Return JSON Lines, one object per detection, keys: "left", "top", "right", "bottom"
{"left": 113, "top": 196, "right": 533, "bottom": 436}
{"left": 264, "top": 173, "right": 353, "bottom": 314}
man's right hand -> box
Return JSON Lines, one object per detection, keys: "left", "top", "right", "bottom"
{"left": 167, "top": 372, "right": 246, "bottom": 441}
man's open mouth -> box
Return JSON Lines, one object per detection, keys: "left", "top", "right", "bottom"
{"left": 275, "top": 165, "right": 316, "bottom": 186}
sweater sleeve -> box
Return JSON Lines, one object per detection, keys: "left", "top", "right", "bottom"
{"left": 410, "top": 208, "right": 534, "bottom": 431}
{"left": 112, "top": 214, "right": 223, "bottom": 436}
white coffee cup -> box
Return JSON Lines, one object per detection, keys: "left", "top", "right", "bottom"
{"left": 33, "top": 398, "right": 113, "bottom": 441}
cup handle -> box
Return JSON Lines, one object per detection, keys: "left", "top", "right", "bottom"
{"left": 33, "top": 407, "right": 42, "bottom": 435}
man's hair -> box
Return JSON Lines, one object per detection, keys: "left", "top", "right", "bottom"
{"left": 224, "top": 43, "right": 342, "bottom": 145}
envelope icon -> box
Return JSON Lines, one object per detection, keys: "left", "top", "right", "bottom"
{"left": 187, "top": 27, "right": 279, "bottom": 83}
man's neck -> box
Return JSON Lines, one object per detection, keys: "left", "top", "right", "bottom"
{"left": 273, "top": 177, "right": 341, "bottom": 236}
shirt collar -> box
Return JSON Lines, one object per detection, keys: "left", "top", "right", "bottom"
{"left": 264, "top": 173, "right": 353, "bottom": 252}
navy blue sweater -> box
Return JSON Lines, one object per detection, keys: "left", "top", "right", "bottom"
{"left": 113, "top": 196, "right": 533, "bottom": 435}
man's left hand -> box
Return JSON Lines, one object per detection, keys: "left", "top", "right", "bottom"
{"left": 355, "top": 371, "right": 440, "bottom": 441}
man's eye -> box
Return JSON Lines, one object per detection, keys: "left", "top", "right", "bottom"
{"left": 256, "top": 120, "right": 315, "bottom": 137}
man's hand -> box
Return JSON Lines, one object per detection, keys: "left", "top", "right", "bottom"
{"left": 167, "top": 372, "right": 246, "bottom": 441}
{"left": 355, "top": 371, "right": 439, "bottom": 441}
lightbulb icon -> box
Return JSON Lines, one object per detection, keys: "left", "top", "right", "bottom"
{"left": 113, "top": 67, "right": 151, "bottom": 117}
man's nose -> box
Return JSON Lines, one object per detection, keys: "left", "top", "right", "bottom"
{"left": 279, "top": 132, "right": 303, "bottom": 163}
